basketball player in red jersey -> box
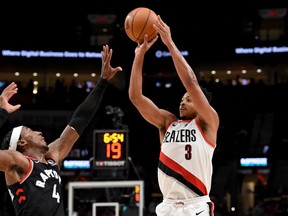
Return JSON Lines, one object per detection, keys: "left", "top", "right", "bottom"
{"left": 0, "top": 45, "right": 122, "bottom": 216}
{"left": 129, "top": 16, "right": 219, "bottom": 216}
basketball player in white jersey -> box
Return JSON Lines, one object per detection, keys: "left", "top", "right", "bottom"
{"left": 129, "top": 16, "right": 219, "bottom": 216}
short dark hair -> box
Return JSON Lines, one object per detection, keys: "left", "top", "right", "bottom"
{"left": 201, "top": 86, "right": 212, "bottom": 103}
{"left": 1, "top": 129, "right": 13, "bottom": 150}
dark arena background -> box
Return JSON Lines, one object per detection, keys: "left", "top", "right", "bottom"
{"left": 1, "top": 0, "right": 288, "bottom": 215}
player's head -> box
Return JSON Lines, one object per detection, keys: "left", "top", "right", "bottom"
{"left": 1, "top": 125, "right": 23, "bottom": 150}
{"left": 179, "top": 87, "right": 212, "bottom": 119}
{"left": 1, "top": 126, "right": 48, "bottom": 152}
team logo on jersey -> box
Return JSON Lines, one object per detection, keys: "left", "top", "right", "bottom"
{"left": 8, "top": 188, "right": 27, "bottom": 204}
{"left": 16, "top": 188, "right": 27, "bottom": 204}
{"left": 163, "top": 129, "right": 196, "bottom": 143}
{"left": 35, "top": 169, "right": 62, "bottom": 188}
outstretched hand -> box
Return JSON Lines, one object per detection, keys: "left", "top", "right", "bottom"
{"left": 0, "top": 82, "right": 21, "bottom": 113}
{"left": 134, "top": 33, "right": 158, "bottom": 56}
{"left": 153, "top": 15, "right": 173, "bottom": 47}
{"left": 134, "top": 15, "right": 173, "bottom": 56}
{"left": 100, "top": 45, "right": 123, "bottom": 80}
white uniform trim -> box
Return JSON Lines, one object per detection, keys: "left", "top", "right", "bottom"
{"left": 9, "top": 125, "right": 23, "bottom": 150}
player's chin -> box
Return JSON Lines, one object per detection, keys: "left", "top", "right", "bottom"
{"left": 179, "top": 110, "right": 185, "bottom": 117}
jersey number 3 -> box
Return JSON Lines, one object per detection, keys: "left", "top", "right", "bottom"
{"left": 185, "top": 144, "right": 192, "bottom": 160}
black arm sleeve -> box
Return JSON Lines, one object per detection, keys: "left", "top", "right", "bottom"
{"left": 0, "top": 108, "right": 9, "bottom": 129}
{"left": 68, "top": 77, "right": 108, "bottom": 135}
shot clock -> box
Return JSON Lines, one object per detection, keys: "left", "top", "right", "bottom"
{"left": 93, "top": 129, "right": 128, "bottom": 169}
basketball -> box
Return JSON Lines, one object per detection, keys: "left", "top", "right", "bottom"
{"left": 124, "top": 7, "right": 158, "bottom": 44}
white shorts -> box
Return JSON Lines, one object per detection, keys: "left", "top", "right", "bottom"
{"left": 155, "top": 196, "right": 214, "bottom": 216}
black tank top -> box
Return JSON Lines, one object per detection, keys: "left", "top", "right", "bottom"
{"left": 7, "top": 157, "right": 65, "bottom": 216}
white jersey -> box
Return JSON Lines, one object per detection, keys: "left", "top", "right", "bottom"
{"left": 158, "top": 118, "right": 216, "bottom": 199}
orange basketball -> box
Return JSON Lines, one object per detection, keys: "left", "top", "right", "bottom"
{"left": 124, "top": 7, "right": 158, "bottom": 44}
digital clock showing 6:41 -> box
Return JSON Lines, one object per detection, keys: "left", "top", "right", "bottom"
{"left": 93, "top": 129, "right": 128, "bottom": 169}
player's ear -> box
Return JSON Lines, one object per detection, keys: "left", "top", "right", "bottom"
{"left": 18, "top": 139, "right": 28, "bottom": 148}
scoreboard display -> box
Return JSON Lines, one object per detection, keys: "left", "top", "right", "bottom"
{"left": 93, "top": 129, "right": 128, "bottom": 169}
